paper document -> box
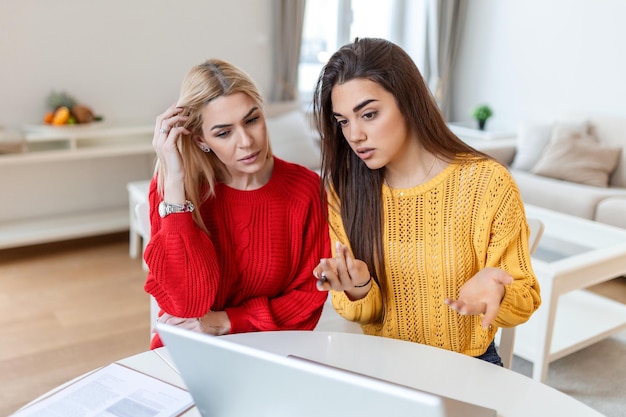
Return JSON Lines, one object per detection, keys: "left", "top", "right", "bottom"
{"left": 12, "top": 362, "right": 194, "bottom": 417}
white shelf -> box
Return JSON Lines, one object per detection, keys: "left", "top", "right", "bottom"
{"left": 22, "top": 124, "right": 153, "bottom": 141}
{"left": 0, "top": 208, "right": 130, "bottom": 250}
{"left": 0, "top": 143, "right": 154, "bottom": 165}
{"left": 0, "top": 124, "right": 155, "bottom": 250}
{"left": 448, "top": 121, "right": 515, "bottom": 141}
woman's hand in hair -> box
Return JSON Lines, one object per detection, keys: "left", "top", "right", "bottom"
{"left": 153, "top": 104, "right": 190, "bottom": 203}
{"left": 313, "top": 241, "right": 372, "bottom": 301}
{"left": 444, "top": 267, "right": 513, "bottom": 329}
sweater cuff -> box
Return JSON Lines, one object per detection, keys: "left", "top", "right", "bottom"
{"left": 160, "top": 212, "right": 196, "bottom": 233}
{"left": 494, "top": 286, "right": 525, "bottom": 328}
{"left": 332, "top": 281, "right": 382, "bottom": 324}
{"left": 224, "top": 307, "right": 249, "bottom": 334}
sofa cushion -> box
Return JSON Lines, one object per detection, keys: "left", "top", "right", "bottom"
{"left": 510, "top": 122, "right": 554, "bottom": 171}
{"left": 531, "top": 130, "right": 621, "bottom": 187}
{"left": 596, "top": 197, "right": 626, "bottom": 228}
{"left": 511, "top": 169, "right": 626, "bottom": 220}
{"left": 510, "top": 120, "right": 588, "bottom": 171}
{"left": 266, "top": 109, "right": 321, "bottom": 171}
{"left": 586, "top": 115, "right": 626, "bottom": 188}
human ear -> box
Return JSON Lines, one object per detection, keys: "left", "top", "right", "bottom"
{"left": 193, "top": 134, "right": 211, "bottom": 153}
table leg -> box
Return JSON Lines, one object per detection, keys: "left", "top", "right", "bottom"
{"left": 532, "top": 269, "right": 557, "bottom": 382}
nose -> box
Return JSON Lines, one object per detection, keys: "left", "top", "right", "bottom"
{"left": 347, "top": 123, "right": 366, "bottom": 143}
{"left": 237, "top": 128, "right": 254, "bottom": 148}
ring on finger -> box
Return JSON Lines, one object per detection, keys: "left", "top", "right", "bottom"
{"left": 159, "top": 128, "right": 169, "bottom": 134}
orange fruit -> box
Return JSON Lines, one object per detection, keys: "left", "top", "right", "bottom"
{"left": 43, "top": 111, "right": 54, "bottom": 124}
{"left": 51, "top": 106, "right": 70, "bottom": 125}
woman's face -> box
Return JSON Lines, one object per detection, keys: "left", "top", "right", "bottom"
{"left": 197, "top": 92, "right": 270, "bottom": 183}
{"left": 330, "top": 78, "right": 412, "bottom": 170}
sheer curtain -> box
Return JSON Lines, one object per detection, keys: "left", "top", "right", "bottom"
{"left": 424, "top": 0, "right": 466, "bottom": 119}
{"left": 269, "top": 0, "right": 306, "bottom": 102}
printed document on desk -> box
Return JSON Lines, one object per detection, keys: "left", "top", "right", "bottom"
{"left": 12, "top": 362, "right": 194, "bottom": 417}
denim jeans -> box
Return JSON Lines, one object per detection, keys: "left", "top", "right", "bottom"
{"left": 475, "top": 341, "right": 503, "bottom": 367}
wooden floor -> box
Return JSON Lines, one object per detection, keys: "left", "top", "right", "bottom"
{"left": 1, "top": 232, "right": 625, "bottom": 416}
{"left": 0, "top": 233, "right": 150, "bottom": 416}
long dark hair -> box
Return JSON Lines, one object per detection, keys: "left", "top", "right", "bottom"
{"left": 312, "top": 38, "right": 486, "bottom": 316}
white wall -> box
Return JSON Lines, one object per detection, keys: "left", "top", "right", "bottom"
{"left": 452, "top": 0, "right": 626, "bottom": 129}
{"left": 5, "top": 1, "right": 625, "bottom": 133}
{"left": 0, "top": 0, "right": 273, "bottom": 127}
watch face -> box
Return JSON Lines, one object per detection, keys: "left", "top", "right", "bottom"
{"left": 158, "top": 201, "right": 167, "bottom": 218}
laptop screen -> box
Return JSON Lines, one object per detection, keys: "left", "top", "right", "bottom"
{"left": 157, "top": 324, "right": 496, "bottom": 417}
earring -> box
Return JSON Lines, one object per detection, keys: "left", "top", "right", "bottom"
{"left": 199, "top": 143, "right": 211, "bottom": 153}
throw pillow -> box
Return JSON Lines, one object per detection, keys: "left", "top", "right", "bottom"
{"left": 531, "top": 130, "right": 622, "bottom": 187}
{"left": 510, "top": 122, "right": 554, "bottom": 171}
{"left": 265, "top": 110, "right": 321, "bottom": 170}
{"left": 510, "top": 119, "right": 589, "bottom": 171}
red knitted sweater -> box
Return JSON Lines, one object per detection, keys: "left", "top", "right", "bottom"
{"left": 144, "top": 158, "right": 330, "bottom": 349}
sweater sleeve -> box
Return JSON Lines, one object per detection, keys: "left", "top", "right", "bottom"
{"left": 143, "top": 178, "right": 220, "bottom": 318}
{"left": 225, "top": 214, "right": 330, "bottom": 333}
{"left": 481, "top": 173, "right": 542, "bottom": 328}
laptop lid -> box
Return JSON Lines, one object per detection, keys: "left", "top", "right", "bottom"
{"left": 157, "top": 324, "right": 496, "bottom": 417}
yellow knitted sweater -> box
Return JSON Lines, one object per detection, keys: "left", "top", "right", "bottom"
{"left": 329, "top": 158, "right": 541, "bottom": 357}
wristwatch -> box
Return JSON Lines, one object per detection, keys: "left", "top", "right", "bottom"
{"left": 158, "top": 200, "right": 195, "bottom": 218}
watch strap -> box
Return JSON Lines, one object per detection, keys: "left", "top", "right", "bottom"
{"left": 159, "top": 200, "right": 195, "bottom": 218}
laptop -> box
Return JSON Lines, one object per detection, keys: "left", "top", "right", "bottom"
{"left": 157, "top": 324, "right": 497, "bottom": 417}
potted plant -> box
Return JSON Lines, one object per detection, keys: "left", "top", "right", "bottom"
{"left": 472, "top": 104, "right": 493, "bottom": 130}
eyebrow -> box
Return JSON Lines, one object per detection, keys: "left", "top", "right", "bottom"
{"left": 210, "top": 106, "right": 259, "bottom": 131}
{"left": 332, "top": 99, "right": 378, "bottom": 118}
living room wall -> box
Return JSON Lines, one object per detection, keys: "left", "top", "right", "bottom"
{"left": 452, "top": 0, "right": 626, "bottom": 129}
{"left": 5, "top": 1, "right": 624, "bottom": 133}
{"left": 0, "top": 0, "right": 273, "bottom": 127}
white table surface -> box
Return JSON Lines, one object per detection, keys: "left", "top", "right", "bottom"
{"left": 115, "top": 331, "right": 603, "bottom": 417}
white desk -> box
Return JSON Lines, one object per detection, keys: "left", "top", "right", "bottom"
{"left": 519, "top": 205, "right": 626, "bottom": 382}
{"left": 109, "top": 331, "right": 603, "bottom": 417}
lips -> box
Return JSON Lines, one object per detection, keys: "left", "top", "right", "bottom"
{"left": 239, "top": 151, "right": 260, "bottom": 164}
{"left": 355, "top": 147, "right": 375, "bottom": 160}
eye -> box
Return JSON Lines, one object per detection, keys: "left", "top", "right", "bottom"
{"left": 335, "top": 118, "right": 348, "bottom": 127}
{"left": 215, "top": 129, "right": 231, "bottom": 138}
{"left": 245, "top": 116, "right": 260, "bottom": 125}
{"left": 362, "top": 111, "right": 377, "bottom": 120}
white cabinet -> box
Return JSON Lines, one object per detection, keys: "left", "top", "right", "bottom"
{"left": 0, "top": 124, "right": 155, "bottom": 250}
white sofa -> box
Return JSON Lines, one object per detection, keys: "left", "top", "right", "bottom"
{"left": 263, "top": 101, "right": 321, "bottom": 171}
{"left": 488, "top": 115, "right": 626, "bottom": 229}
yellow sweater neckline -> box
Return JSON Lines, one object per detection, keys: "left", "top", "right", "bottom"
{"left": 383, "top": 160, "right": 458, "bottom": 197}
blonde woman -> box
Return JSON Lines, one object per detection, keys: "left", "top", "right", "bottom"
{"left": 145, "top": 59, "right": 329, "bottom": 349}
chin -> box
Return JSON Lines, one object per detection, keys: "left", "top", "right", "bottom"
{"left": 362, "top": 159, "right": 385, "bottom": 171}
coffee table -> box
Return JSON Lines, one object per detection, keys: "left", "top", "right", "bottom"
{"left": 516, "top": 204, "right": 626, "bottom": 382}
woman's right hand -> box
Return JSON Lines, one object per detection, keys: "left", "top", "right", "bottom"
{"left": 313, "top": 241, "right": 372, "bottom": 300}
{"left": 153, "top": 104, "right": 190, "bottom": 203}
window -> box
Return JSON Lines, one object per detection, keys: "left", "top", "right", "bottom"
{"left": 298, "top": 0, "right": 403, "bottom": 101}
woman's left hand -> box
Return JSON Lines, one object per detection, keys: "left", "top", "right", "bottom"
{"left": 157, "top": 311, "right": 231, "bottom": 336}
{"left": 444, "top": 267, "right": 513, "bottom": 328}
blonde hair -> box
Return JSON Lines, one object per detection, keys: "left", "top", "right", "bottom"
{"left": 156, "top": 59, "right": 265, "bottom": 231}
